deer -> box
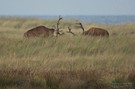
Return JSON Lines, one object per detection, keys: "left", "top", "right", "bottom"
{"left": 24, "top": 16, "right": 63, "bottom": 38}
{"left": 76, "top": 22, "right": 109, "bottom": 37}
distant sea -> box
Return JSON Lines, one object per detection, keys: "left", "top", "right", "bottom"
{"left": 38, "top": 15, "right": 135, "bottom": 24}
{"left": 1, "top": 15, "right": 135, "bottom": 24}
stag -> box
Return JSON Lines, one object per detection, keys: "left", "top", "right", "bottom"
{"left": 24, "top": 16, "right": 63, "bottom": 38}
{"left": 77, "top": 22, "right": 109, "bottom": 37}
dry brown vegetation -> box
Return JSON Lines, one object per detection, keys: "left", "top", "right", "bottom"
{"left": 0, "top": 17, "right": 135, "bottom": 89}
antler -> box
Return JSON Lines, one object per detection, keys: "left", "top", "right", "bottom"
{"left": 59, "top": 15, "right": 62, "bottom": 21}
{"left": 68, "top": 26, "right": 72, "bottom": 33}
{"left": 57, "top": 16, "right": 62, "bottom": 32}
{"left": 67, "top": 25, "right": 76, "bottom": 36}
{"left": 56, "top": 15, "right": 63, "bottom": 36}
{"left": 57, "top": 16, "right": 62, "bottom": 27}
{"left": 76, "top": 22, "right": 85, "bottom": 34}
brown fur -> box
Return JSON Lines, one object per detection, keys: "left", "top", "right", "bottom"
{"left": 24, "top": 16, "right": 63, "bottom": 38}
{"left": 77, "top": 22, "right": 109, "bottom": 37}
{"left": 83, "top": 27, "right": 109, "bottom": 37}
{"left": 24, "top": 26, "right": 55, "bottom": 38}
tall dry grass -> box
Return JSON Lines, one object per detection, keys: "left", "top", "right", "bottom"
{"left": 0, "top": 17, "right": 135, "bottom": 89}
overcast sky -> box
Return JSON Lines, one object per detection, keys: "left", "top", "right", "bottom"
{"left": 0, "top": 0, "right": 135, "bottom": 15}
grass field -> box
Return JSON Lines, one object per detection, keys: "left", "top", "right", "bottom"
{"left": 0, "top": 17, "right": 135, "bottom": 89}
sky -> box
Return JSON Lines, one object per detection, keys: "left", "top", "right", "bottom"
{"left": 0, "top": 0, "right": 135, "bottom": 16}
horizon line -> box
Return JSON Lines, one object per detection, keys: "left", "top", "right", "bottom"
{"left": 0, "top": 14, "right": 135, "bottom": 16}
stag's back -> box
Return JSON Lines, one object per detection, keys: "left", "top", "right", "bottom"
{"left": 84, "top": 27, "right": 109, "bottom": 37}
{"left": 24, "top": 26, "right": 55, "bottom": 38}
